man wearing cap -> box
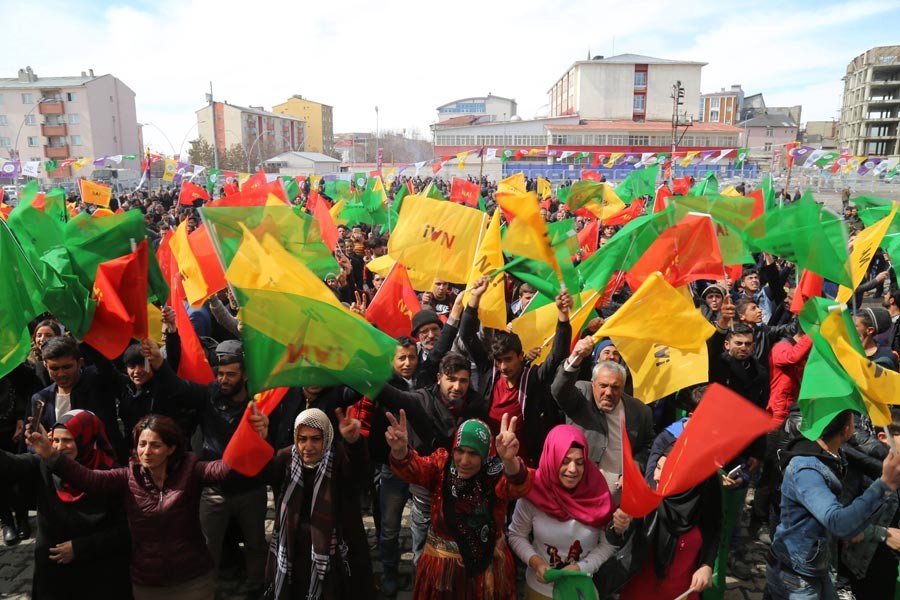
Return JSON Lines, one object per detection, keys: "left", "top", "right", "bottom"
{"left": 177, "top": 339, "right": 270, "bottom": 594}
{"left": 409, "top": 295, "right": 464, "bottom": 388}
{"left": 699, "top": 283, "right": 726, "bottom": 323}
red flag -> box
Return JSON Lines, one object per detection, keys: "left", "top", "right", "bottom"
{"left": 450, "top": 178, "right": 480, "bottom": 207}
{"left": 222, "top": 387, "right": 289, "bottom": 476}
{"left": 672, "top": 176, "right": 692, "bottom": 196}
{"left": 747, "top": 188, "right": 765, "bottom": 219}
{"left": 365, "top": 263, "right": 423, "bottom": 338}
{"left": 83, "top": 240, "right": 150, "bottom": 359}
{"left": 591, "top": 153, "right": 603, "bottom": 167}
{"left": 306, "top": 189, "right": 321, "bottom": 213}
{"left": 582, "top": 169, "right": 602, "bottom": 182}
{"left": 312, "top": 198, "right": 339, "bottom": 252}
{"left": 156, "top": 231, "right": 215, "bottom": 385}
{"left": 178, "top": 181, "right": 211, "bottom": 206}
{"left": 790, "top": 269, "right": 824, "bottom": 315}
{"left": 626, "top": 213, "right": 725, "bottom": 289}
{"left": 604, "top": 198, "right": 646, "bottom": 226}
{"left": 621, "top": 384, "right": 773, "bottom": 517}
{"left": 653, "top": 185, "right": 672, "bottom": 213}
{"left": 577, "top": 219, "right": 599, "bottom": 259}
{"left": 785, "top": 142, "right": 800, "bottom": 169}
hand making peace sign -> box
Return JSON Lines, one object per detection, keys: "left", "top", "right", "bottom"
{"left": 385, "top": 409, "right": 410, "bottom": 460}
{"left": 335, "top": 407, "right": 361, "bottom": 444}
{"left": 495, "top": 412, "right": 520, "bottom": 465}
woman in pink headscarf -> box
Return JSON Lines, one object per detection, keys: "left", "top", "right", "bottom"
{"left": 508, "top": 424, "right": 624, "bottom": 600}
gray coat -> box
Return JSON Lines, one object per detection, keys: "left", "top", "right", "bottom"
{"left": 550, "top": 366, "right": 655, "bottom": 472}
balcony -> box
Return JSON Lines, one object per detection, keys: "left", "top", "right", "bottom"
{"left": 44, "top": 145, "right": 69, "bottom": 159}
{"left": 41, "top": 123, "right": 67, "bottom": 137}
{"left": 38, "top": 101, "right": 65, "bottom": 115}
{"left": 47, "top": 165, "right": 72, "bottom": 179}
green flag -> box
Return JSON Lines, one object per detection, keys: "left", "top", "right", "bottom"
{"left": 424, "top": 183, "right": 445, "bottom": 200}
{"left": 352, "top": 172, "right": 368, "bottom": 190}
{"left": 755, "top": 174, "right": 776, "bottom": 212}
{"left": 542, "top": 569, "right": 598, "bottom": 600}
{"left": 201, "top": 205, "right": 339, "bottom": 280}
{"left": 614, "top": 165, "right": 659, "bottom": 204}
{"left": 206, "top": 168, "right": 221, "bottom": 194}
{"left": 745, "top": 192, "right": 851, "bottom": 286}
{"left": 225, "top": 228, "right": 396, "bottom": 397}
{"left": 323, "top": 179, "right": 352, "bottom": 202}
{"left": 734, "top": 148, "right": 749, "bottom": 168}
{"left": 689, "top": 171, "right": 718, "bottom": 196}
{"left": 279, "top": 176, "right": 300, "bottom": 201}
{"left": 853, "top": 195, "right": 900, "bottom": 260}
{"left": 798, "top": 297, "right": 868, "bottom": 440}
{"left": 44, "top": 159, "right": 59, "bottom": 173}
{"left": 0, "top": 220, "right": 45, "bottom": 379}
{"left": 7, "top": 181, "right": 68, "bottom": 264}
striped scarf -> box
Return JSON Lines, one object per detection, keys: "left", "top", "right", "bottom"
{"left": 271, "top": 445, "right": 336, "bottom": 600}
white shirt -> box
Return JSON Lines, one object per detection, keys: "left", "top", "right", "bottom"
{"left": 55, "top": 392, "right": 71, "bottom": 422}
{"left": 508, "top": 498, "right": 617, "bottom": 597}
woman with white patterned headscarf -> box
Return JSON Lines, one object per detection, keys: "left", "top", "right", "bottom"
{"left": 264, "top": 407, "right": 375, "bottom": 599}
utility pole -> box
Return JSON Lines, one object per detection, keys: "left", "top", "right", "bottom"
{"left": 207, "top": 82, "right": 219, "bottom": 169}
{"left": 669, "top": 81, "right": 685, "bottom": 180}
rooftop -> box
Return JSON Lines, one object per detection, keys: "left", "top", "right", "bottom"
{"left": 738, "top": 114, "right": 798, "bottom": 128}
{"left": 575, "top": 53, "right": 707, "bottom": 66}
{"left": 436, "top": 93, "right": 516, "bottom": 109}
{"left": 201, "top": 102, "right": 305, "bottom": 121}
{"left": 265, "top": 151, "right": 339, "bottom": 163}
{"left": 0, "top": 75, "right": 97, "bottom": 89}
{"left": 548, "top": 120, "right": 742, "bottom": 133}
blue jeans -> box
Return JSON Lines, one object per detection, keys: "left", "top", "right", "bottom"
{"left": 409, "top": 486, "right": 432, "bottom": 565}
{"left": 379, "top": 464, "right": 409, "bottom": 570}
{"left": 765, "top": 562, "right": 837, "bottom": 600}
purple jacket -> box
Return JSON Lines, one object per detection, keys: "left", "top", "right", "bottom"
{"left": 54, "top": 452, "right": 229, "bottom": 586}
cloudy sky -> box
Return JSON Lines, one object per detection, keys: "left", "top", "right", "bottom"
{"left": 3, "top": 0, "right": 899, "bottom": 156}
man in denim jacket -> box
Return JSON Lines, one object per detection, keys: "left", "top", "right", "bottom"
{"left": 765, "top": 409, "right": 900, "bottom": 599}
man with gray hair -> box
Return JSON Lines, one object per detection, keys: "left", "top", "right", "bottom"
{"left": 551, "top": 337, "right": 654, "bottom": 501}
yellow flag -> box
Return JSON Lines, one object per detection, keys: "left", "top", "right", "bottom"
{"left": 821, "top": 308, "right": 900, "bottom": 426}
{"left": 594, "top": 273, "right": 714, "bottom": 353}
{"left": 162, "top": 158, "right": 177, "bottom": 182}
{"left": 720, "top": 185, "right": 742, "bottom": 197}
{"left": 366, "top": 254, "right": 434, "bottom": 291}
{"left": 463, "top": 209, "right": 506, "bottom": 329}
{"left": 679, "top": 151, "right": 700, "bottom": 167}
{"left": 79, "top": 179, "right": 112, "bottom": 207}
{"left": 147, "top": 303, "right": 164, "bottom": 346}
{"left": 604, "top": 152, "right": 624, "bottom": 168}
{"left": 72, "top": 158, "right": 90, "bottom": 171}
{"left": 387, "top": 195, "right": 486, "bottom": 283}
{"left": 238, "top": 172, "right": 251, "bottom": 185}
{"left": 537, "top": 177, "right": 552, "bottom": 200}
{"left": 456, "top": 152, "right": 468, "bottom": 170}
{"left": 382, "top": 167, "right": 398, "bottom": 186}
{"left": 837, "top": 203, "right": 897, "bottom": 303}
{"left": 497, "top": 189, "right": 560, "bottom": 277}
{"left": 498, "top": 172, "right": 526, "bottom": 195}
{"left": 329, "top": 199, "right": 346, "bottom": 226}
{"left": 510, "top": 290, "right": 599, "bottom": 366}
{"left": 614, "top": 337, "right": 709, "bottom": 404}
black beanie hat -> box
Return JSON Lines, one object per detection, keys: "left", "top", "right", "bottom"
{"left": 410, "top": 310, "right": 442, "bottom": 337}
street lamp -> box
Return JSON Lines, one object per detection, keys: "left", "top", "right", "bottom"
{"left": 375, "top": 106, "right": 380, "bottom": 168}
{"left": 12, "top": 96, "right": 52, "bottom": 161}
{"left": 141, "top": 122, "right": 176, "bottom": 157}
{"left": 246, "top": 131, "right": 266, "bottom": 172}
{"left": 178, "top": 121, "right": 204, "bottom": 160}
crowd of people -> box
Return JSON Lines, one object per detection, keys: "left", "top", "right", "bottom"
{"left": 1, "top": 172, "right": 900, "bottom": 600}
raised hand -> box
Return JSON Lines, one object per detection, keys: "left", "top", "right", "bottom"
{"left": 384, "top": 410, "right": 409, "bottom": 459}
{"left": 25, "top": 418, "right": 56, "bottom": 461}
{"left": 717, "top": 294, "right": 735, "bottom": 329}
{"left": 495, "top": 412, "right": 520, "bottom": 468}
{"left": 349, "top": 291, "right": 368, "bottom": 316}
{"left": 248, "top": 401, "right": 269, "bottom": 439}
{"left": 335, "top": 407, "right": 361, "bottom": 444}
{"left": 555, "top": 289, "right": 573, "bottom": 320}
{"left": 571, "top": 337, "right": 594, "bottom": 362}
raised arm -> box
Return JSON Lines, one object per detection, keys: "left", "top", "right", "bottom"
{"left": 458, "top": 276, "right": 492, "bottom": 368}
{"left": 533, "top": 290, "right": 574, "bottom": 383}
{"left": 550, "top": 337, "right": 594, "bottom": 418}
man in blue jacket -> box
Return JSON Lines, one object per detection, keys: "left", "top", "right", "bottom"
{"left": 765, "top": 409, "right": 900, "bottom": 599}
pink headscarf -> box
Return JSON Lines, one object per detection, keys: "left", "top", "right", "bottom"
{"left": 527, "top": 424, "right": 613, "bottom": 528}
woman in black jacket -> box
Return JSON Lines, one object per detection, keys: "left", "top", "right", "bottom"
{"left": 0, "top": 409, "right": 131, "bottom": 599}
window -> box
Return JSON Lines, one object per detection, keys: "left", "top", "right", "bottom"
{"left": 0, "top": 137, "right": 10, "bottom": 147}
{"left": 764, "top": 143, "right": 772, "bottom": 152}
{"left": 22, "top": 93, "right": 33, "bottom": 104}
{"left": 66, "top": 92, "right": 77, "bottom": 102}
{"left": 634, "top": 72, "right": 647, "bottom": 88}
{"left": 27, "top": 136, "right": 38, "bottom": 147}
{"left": 69, "top": 113, "right": 79, "bottom": 124}
{"left": 25, "top": 114, "right": 36, "bottom": 125}
{"left": 710, "top": 110, "right": 719, "bottom": 121}
{"left": 0, "top": 115, "right": 6, "bottom": 126}
{"left": 633, "top": 95, "right": 645, "bottom": 111}
{"left": 710, "top": 97, "right": 720, "bottom": 109}
{"left": 70, "top": 135, "right": 83, "bottom": 145}
{"left": 628, "top": 135, "right": 649, "bottom": 146}
{"left": 109, "top": 95, "right": 113, "bottom": 102}
{"left": 766, "top": 127, "right": 773, "bottom": 137}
